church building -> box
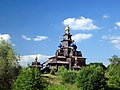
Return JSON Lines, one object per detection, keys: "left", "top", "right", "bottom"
{"left": 42, "top": 26, "right": 86, "bottom": 71}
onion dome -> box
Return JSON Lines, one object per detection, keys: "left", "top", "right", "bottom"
{"left": 58, "top": 43, "right": 62, "bottom": 48}
{"left": 71, "top": 43, "right": 77, "bottom": 50}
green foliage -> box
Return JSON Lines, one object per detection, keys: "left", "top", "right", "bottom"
{"left": 13, "top": 67, "right": 47, "bottom": 90}
{"left": 58, "top": 66, "right": 77, "bottom": 84}
{"left": 47, "top": 85, "right": 67, "bottom": 90}
{"left": 50, "top": 68, "right": 55, "bottom": 75}
{"left": 76, "top": 64, "right": 107, "bottom": 90}
{"left": 58, "top": 65, "right": 67, "bottom": 75}
{"left": 106, "top": 84, "right": 120, "bottom": 90}
{"left": 107, "top": 55, "right": 120, "bottom": 87}
{"left": 89, "top": 62, "right": 107, "bottom": 70}
{"left": 61, "top": 70, "right": 77, "bottom": 84}
{"left": 47, "top": 84, "right": 78, "bottom": 90}
{"left": 0, "top": 40, "right": 20, "bottom": 90}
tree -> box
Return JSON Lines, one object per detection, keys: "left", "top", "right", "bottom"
{"left": 13, "top": 67, "right": 47, "bottom": 90}
{"left": 89, "top": 62, "right": 107, "bottom": 70}
{"left": 76, "top": 64, "right": 107, "bottom": 90}
{"left": 107, "top": 55, "right": 120, "bottom": 87}
{"left": 0, "top": 40, "right": 20, "bottom": 90}
{"left": 58, "top": 66, "right": 77, "bottom": 84}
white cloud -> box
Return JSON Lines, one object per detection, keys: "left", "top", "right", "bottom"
{"left": 21, "top": 35, "right": 31, "bottom": 40}
{"left": 115, "top": 22, "right": 120, "bottom": 27}
{"left": 19, "top": 54, "right": 51, "bottom": 67}
{"left": 111, "top": 39, "right": 120, "bottom": 49}
{"left": 0, "top": 34, "right": 15, "bottom": 46}
{"left": 0, "top": 34, "right": 11, "bottom": 42}
{"left": 101, "top": 35, "right": 110, "bottom": 40}
{"left": 33, "top": 36, "right": 48, "bottom": 41}
{"left": 102, "top": 35, "right": 120, "bottom": 49}
{"left": 114, "top": 21, "right": 120, "bottom": 29}
{"left": 21, "top": 35, "right": 48, "bottom": 41}
{"left": 102, "top": 14, "right": 110, "bottom": 19}
{"left": 72, "top": 33, "right": 93, "bottom": 42}
{"left": 63, "top": 16, "right": 100, "bottom": 30}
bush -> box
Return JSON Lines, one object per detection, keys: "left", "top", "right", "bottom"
{"left": 58, "top": 66, "right": 67, "bottom": 75}
{"left": 76, "top": 65, "right": 107, "bottom": 90}
{"left": 58, "top": 66, "right": 77, "bottom": 84}
{"left": 62, "top": 70, "right": 77, "bottom": 84}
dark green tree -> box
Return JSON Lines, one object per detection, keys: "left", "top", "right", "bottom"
{"left": 13, "top": 67, "right": 47, "bottom": 90}
{"left": 0, "top": 40, "right": 20, "bottom": 90}
{"left": 107, "top": 55, "right": 120, "bottom": 87}
{"left": 76, "top": 64, "right": 107, "bottom": 90}
{"left": 89, "top": 62, "right": 107, "bottom": 70}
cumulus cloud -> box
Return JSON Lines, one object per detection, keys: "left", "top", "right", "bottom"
{"left": 72, "top": 33, "right": 93, "bottom": 42}
{"left": 115, "top": 22, "right": 120, "bottom": 27}
{"left": 63, "top": 16, "right": 100, "bottom": 30}
{"left": 102, "top": 14, "right": 110, "bottom": 19}
{"left": 102, "top": 35, "right": 120, "bottom": 49}
{"left": 0, "top": 34, "right": 15, "bottom": 46}
{"left": 33, "top": 36, "right": 48, "bottom": 41}
{"left": 21, "top": 35, "right": 31, "bottom": 40}
{"left": 114, "top": 21, "right": 120, "bottom": 29}
{"left": 19, "top": 54, "right": 51, "bottom": 67}
{"left": 0, "top": 34, "right": 11, "bottom": 42}
{"left": 21, "top": 35, "right": 48, "bottom": 41}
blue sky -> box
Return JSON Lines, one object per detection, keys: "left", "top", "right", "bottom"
{"left": 0, "top": 0, "right": 120, "bottom": 66}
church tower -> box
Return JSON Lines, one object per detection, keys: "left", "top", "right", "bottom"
{"left": 42, "top": 26, "right": 86, "bottom": 71}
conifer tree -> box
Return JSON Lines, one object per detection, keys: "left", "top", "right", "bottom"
{"left": 13, "top": 67, "right": 47, "bottom": 90}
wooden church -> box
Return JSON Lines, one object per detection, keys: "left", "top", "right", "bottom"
{"left": 41, "top": 25, "right": 86, "bottom": 72}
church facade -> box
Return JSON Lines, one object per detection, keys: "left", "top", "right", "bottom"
{"left": 42, "top": 26, "right": 86, "bottom": 71}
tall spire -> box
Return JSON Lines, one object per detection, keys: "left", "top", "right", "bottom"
{"left": 65, "top": 25, "right": 70, "bottom": 34}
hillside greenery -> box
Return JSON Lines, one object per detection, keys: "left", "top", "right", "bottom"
{"left": 0, "top": 40, "right": 120, "bottom": 90}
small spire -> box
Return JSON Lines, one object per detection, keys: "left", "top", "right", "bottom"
{"left": 65, "top": 25, "right": 70, "bottom": 34}
{"left": 35, "top": 56, "right": 38, "bottom": 62}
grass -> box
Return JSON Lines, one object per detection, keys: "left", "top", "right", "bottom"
{"left": 42, "top": 73, "right": 61, "bottom": 85}
{"left": 42, "top": 73, "right": 79, "bottom": 90}
{"left": 46, "top": 84, "right": 79, "bottom": 90}
{"left": 42, "top": 73, "right": 120, "bottom": 90}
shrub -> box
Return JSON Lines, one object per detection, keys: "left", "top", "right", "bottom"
{"left": 58, "top": 66, "right": 77, "bottom": 84}
{"left": 62, "top": 70, "right": 77, "bottom": 84}
{"left": 76, "top": 65, "right": 107, "bottom": 90}
{"left": 58, "top": 66, "right": 67, "bottom": 75}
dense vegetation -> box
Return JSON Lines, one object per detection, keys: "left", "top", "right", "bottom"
{"left": 0, "top": 40, "right": 21, "bottom": 90}
{"left": 0, "top": 40, "right": 120, "bottom": 90}
{"left": 13, "top": 67, "right": 47, "bottom": 90}
{"left": 58, "top": 66, "right": 77, "bottom": 84}
{"left": 76, "top": 64, "right": 107, "bottom": 90}
{"left": 106, "top": 55, "right": 120, "bottom": 89}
